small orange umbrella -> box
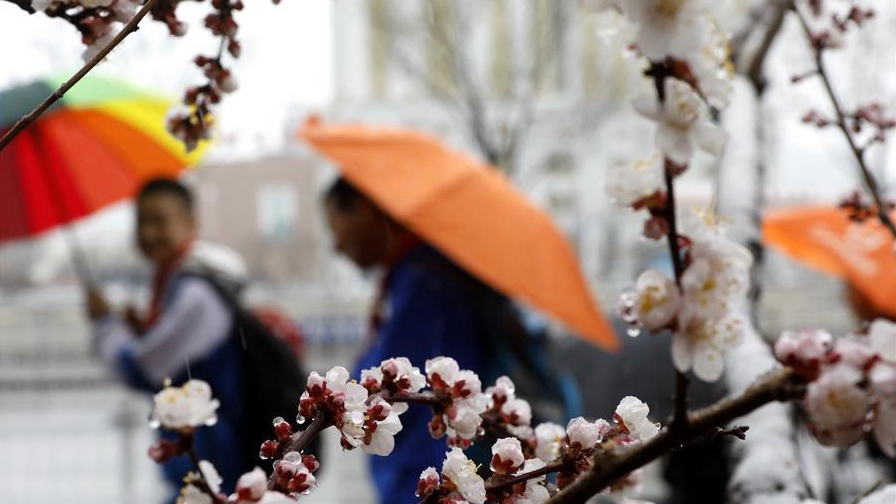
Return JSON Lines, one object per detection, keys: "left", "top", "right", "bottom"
{"left": 301, "top": 119, "right": 618, "bottom": 352}
{"left": 762, "top": 205, "right": 896, "bottom": 318}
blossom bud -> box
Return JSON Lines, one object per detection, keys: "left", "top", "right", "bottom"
{"left": 490, "top": 437, "right": 525, "bottom": 474}
{"left": 259, "top": 439, "right": 279, "bottom": 460}
{"left": 235, "top": 467, "right": 267, "bottom": 502}
{"left": 774, "top": 330, "right": 832, "bottom": 380}
{"left": 566, "top": 417, "right": 601, "bottom": 450}
{"left": 147, "top": 439, "right": 182, "bottom": 463}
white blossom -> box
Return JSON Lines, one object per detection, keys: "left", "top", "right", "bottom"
{"left": 366, "top": 399, "right": 404, "bottom": 456}
{"left": 258, "top": 491, "right": 300, "bottom": 504}
{"left": 512, "top": 458, "right": 550, "bottom": 504}
{"left": 111, "top": 0, "right": 140, "bottom": 22}
{"left": 491, "top": 437, "right": 525, "bottom": 472}
{"left": 150, "top": 379, "right": 220, "bottom": 430}
{"left": 615, "top": 396, "right": 659, "bottom": 442}
{"left": 619, "top": 0, "right": 707, "bottom": 61}
{"left": 198, "top": 460, "right": 222, "bottom": 495}
{"left": 486, "top": 375, "right": 516, "bottom": 402}
{"left": 181, "top": 484, "right": 213, "bottom": 504}
{"left": 502, "top": 397, "right": 533, "bottom": 426}
{"left": 442, "top": 447, "right": 486, "bottom": 504}
{"left": 447, "top": 393, "right": 489, "bottom": 441}
{"left": 325, "top": 366, "right": 351, "bottom": 393}
{"left": 774, "top": 330, "right": 832, "bottom": 375}
{"left": 691, "top": 21, "right": 734, "bottom": 109}
{"left": 234, "top": 467, "right": 267, "bottom": 502}
{"left": 382, "top": 357, "right": 427, "bottom": 393}
{"left": 426, "top": 356, "right": 461, "bottom": 386}
{"left": 604, "top": 153, "right": 664, "bottom": 207}
{"left": 535, "top": 422, "right": 566, "bottom": 462}
{"left": 633, "top": 78, "right": 727, "bottom": 165}
{"left": 673, "top": 310, "right": 744, "bottom": 382}
{"left": 633, "top": 269, "right": 681, "bottom": 332}
{"left": 868, "top": 319, "right": 896, "bottom": 363}
{"left": 567, "top": 417, "right": 603, "bottom": 450}
{"left": 805, "top": 364, "right": 869, "bottom": 447}
{"left": 870, "top": 362, "right": 896, "bottom": 457}
{"left": 455, "top": 369, "right": 483, "bottom": 397}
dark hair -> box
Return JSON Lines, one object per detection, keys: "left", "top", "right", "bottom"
{"left": 323, "top": 176, "right": 365, "bottom": 211}
{"left": 137, "top": 177, "right": 194, "bottom": 213}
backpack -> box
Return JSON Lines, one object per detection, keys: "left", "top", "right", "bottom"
{"left": 182, "top": 272, "right": 320, "bottom": 469}
{"left": 470, "top": 285, "right": 582, "bottom": 425}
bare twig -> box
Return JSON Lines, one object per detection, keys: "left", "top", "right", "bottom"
{"left": 650, "top": 60, "right": 691, "bottom": 429}
{"left": 185, "top": 434, "right": 226, "bottom": 504}
{"left": 546, "top": 368, "right": 805, "bottom": 504}
{"left": 486, "top": 459, "right": 566, "bottom": 494}
{"left": 280, "top": 413, "right": 330, "bottom": 456}
{"left": 744, "top": 0, "right": 791, "bottom": 91}
{"left": 792, "top": 6, "right": 896, "bottom": 239}
{"left": 0, "top": 0, "right": 163, "bottom": 152}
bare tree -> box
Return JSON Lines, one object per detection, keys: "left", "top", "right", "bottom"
{"left": 368, "top": 0, "right": 612, "bottom": 175}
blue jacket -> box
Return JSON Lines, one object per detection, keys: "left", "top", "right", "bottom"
{"left": 355, "top": 246, "right": 492, "bottom": 504}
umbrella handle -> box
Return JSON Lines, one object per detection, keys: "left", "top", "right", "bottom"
{"left": 63, "top": 226, "right": 94, "bottom": 285}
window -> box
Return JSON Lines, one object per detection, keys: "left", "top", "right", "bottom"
{"left": 257, "top": 183, "right": 297, "bottom": 242}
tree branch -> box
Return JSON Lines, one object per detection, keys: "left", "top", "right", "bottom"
{"left": 792, "top": 6, "right": 896, "bottom": 239}
{"left": 744, "top": 0, "right": 791, "bottom": 92}
{"left": 651, "top": 60, "right": 690, "bottom": 430}
{"left": 486, "top": 459, "right": 566, "bottom": 494}
{"left": 281, "top": 413, "right": 330, "bottom": 456}
{"left": 546, "top": 368, "right": 805, "bottom": 504}
{"left": 0, "top": 0, "right": 164, "bottom": 152}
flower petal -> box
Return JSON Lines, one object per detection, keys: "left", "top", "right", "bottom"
{"left": 671, "top": 333, "right": 692, "bottom": 373}
{"left": 693, "top": 346, "right": 725, "bottom": 382}
{"left": 656, "top": 124, "right": 693, "bottom": 166}
{"left": 632, "top": 92, "right": 662, "bottom": 121}
{"left": 693, "top": 121, "right": 727, "bottom": 157}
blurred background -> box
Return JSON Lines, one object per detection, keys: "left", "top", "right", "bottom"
{"left": 0, "top": 1, "right": 894, "bottom": 503}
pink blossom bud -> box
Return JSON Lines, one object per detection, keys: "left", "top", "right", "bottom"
{"left": 235, "top": 467, "right": 267, "bottom": 502}
{"left": 416, "top": 467, "right": 441, "bottom": 498}
{"left": 302, "top": 454, "right": 320, "bottom": 473}
{"left": 774, "top": 330, "right": 832, "bottom": 380}
{"left": 567, "top": 417, "right": 601, "bottom": 450}
{"left": 259, "top": 439, "right": 279, "bottom": 460}
{"left": 273, "top": 417, "right": 292, "bottom": 441}
{"left": 490, "top": 437, "right": 525, "bottom": 474}
{"left": 147, "top": 439, "right": 182, "bottom": 463}
{"left": 805, "top": 364, "right": 869, "bottom": 447}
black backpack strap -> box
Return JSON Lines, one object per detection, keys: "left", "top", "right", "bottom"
{"left": 174, "top": 270, "right": 321, "bottom": 467}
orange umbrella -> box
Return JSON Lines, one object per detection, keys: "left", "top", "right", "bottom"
{"left": 301, "top": 119, "right": 618, "bottom": 352}
{"left": 762, "top": 205, "right": 896, "bottom": 318}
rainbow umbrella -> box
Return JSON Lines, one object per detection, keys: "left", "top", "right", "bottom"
{"left": 0, "top": 74, "right": 207, "bottom": 276}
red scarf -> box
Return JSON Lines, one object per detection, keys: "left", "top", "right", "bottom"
{"left": 140, "top": 241, "right": 194, "bottom": 333}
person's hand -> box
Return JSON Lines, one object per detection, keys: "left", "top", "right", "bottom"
{"left": 124, "top": 305, "right": 143, "bottom": 333}
{"left": 85, "top": 285, "right": 111, "bottom": 320}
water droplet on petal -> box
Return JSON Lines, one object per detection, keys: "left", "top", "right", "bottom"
{"left": 296, "top": 415, "right": 306, "bottom": 425}
{"left": 273, "top": 416, "right": 285, "bottom": 426}
{"left": 627, "top": 326, "right": 642, "bottom": 338}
